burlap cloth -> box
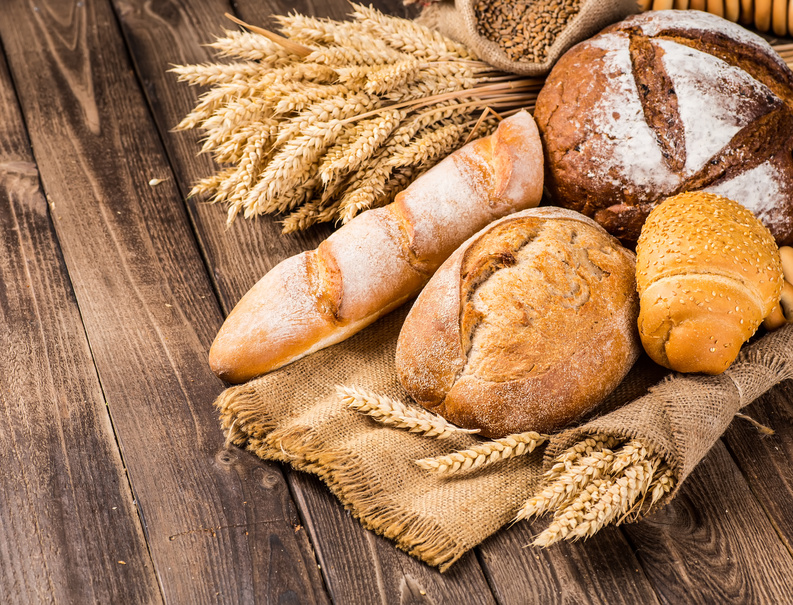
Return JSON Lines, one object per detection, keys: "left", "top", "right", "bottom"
{"left": 215, "top": 303, "right": 793, "bottom": 571}
{"left": 416, "top": 0, "right": 640, "bottom": 76}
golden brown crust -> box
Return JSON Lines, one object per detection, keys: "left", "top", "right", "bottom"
{"left": 209, "top": 111, "right": 544, "bottom": 383}
{"left": 396, "top": 207, "right": 641, "bottom": 438}
{"left": 635, "top": 192, "right": 784, "bottom": 374}
{"left": 534, "top": 10, "right": 793, "bottom": 245}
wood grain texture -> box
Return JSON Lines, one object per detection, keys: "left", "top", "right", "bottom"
{"left": 722, "top": 384, "right": 793, "bottom": 552}
{"left": 112, "top": 0, "right": 499, "bottom": 601}
{"left": 110, "top": 0, "right": 666, "bottom": 601}
{"left": 622, "top": 442, "right": 793, "bottom": 603}
{"left": 290, "top": 473, "right": 496, "bottom": 605}
{"left": 114, "top": 0, "right": 334, "bottom": 313}
{"left": 478, "top": 523, "right": 660, "bottom": 605}
{"left": 0, "top": 48, "right": 160, "bottom": 604}
{"left": 0, "top": 0, "right": 327, "bottom": 602}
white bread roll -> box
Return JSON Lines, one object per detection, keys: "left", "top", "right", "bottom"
{"left": 396, "top": 207, "right": 641, "bottom": 438}
{"left": 209, "top": 111, "right": 544, "bottom": 383}
{"left": 636, "top": 192, "right": 783, "bottom": 374}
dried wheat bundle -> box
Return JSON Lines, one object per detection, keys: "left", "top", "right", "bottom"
{"left": 518, "top": 436, "right": 676, "bottom": 547}
{"left": 172, "top": 3, "right": 539, "bottom": 231}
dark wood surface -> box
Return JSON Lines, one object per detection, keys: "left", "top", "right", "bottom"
{"left": 1, "top": 0, "right": 792, "bottom": 603}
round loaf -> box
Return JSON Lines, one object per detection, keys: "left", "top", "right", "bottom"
{"left": 636, "top": 192, "right": 783, "bottom": 374}
{"left": 534, "top": 10, "right": 793, "bottom": 245}
{"left": 395, "top": 207, "right": 641, "bottom": 438}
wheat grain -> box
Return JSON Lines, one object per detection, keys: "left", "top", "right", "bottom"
{"left": 377, "top": 164, "right": 427, "bottom": 207}
{"left": 364, "top": 59, "right": 423, "bottom": 95}
{"left": 337, "top": 161, "right": 394, "bottom": 223}
{"left": 276, "top": 13, "right": 395, "bottom": 56}
{"left": 189, "top": 167, "right": 236, "bottom": 198}
{"left": 244, "top": 121, "right": 344, "bottom": 214}
{"left": 350, "top": 3, "right": 477, "bottom": 61}
{"left": 517, "top": 448, "right": 617, "bottom": 520}
{"left": 177, "top": 64, "right": 338, "bottom": 131}
{"left": 273, "top": 82, "right": 360, "bottom": 116}
{"left": 319, "top": 109, "right": 404, "bottom": 185}
{"left": 542, "top": 434, "right": 623, "bottom": 482}
{"left": 281, "top": 195, "right": 341, "bottom": 233}
{"left": 531, "top": 480, "right": 604, "bottom": 547}
{"left": 273, "top": 91, "right": 376, "bottom": 147}
{"left": 306, "top": 45, "right": 404, "bottom": 67}
{"left": 208, "top": 119, "right": 278, "bottom": 165}
{"left": 337, "top": 385, "right": 479, "bottom": 439}
{"left": 416, "top": 431, "right": 546, "bottom": 474}
{"left": 247, "top": 174, "right": 321, "bottom": 219}
{"left": 170, "top": 61, "right": 265, "bottom": 86}
{"left": 649, "top": 463, "right": 676, "bottom": 506}
{"left": 611, "top": 440, "right": 649, "bottom": 474}
{"left": 390, "top": 120, "right": 468, "bottom": 168}
{"left": 522, "top": 436, "right": 675, "bottom": 547}
{"left": 208, "top": 30, "right": 300, "bottom": 62}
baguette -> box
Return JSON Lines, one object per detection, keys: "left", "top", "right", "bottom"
{"left": 209, "top": 110, "right": 544, "bottom": 383}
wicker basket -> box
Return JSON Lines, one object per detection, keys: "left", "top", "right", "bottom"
{"left": 639, "top": 0, "right": 793, "bottom": 37}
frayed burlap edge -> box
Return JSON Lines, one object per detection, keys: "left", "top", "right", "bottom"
{"left": 544, "top": 325, "right": 793, "bottom": 511}
{"left": 215, "top": 382, "right": 471, "bottom": 571}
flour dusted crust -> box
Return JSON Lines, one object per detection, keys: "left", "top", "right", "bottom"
{"left": 395, "top": 208, "right": 641, "bottom": 438}
{"left": 534, "top": 10, "right": 793, "bottom": 245}
{"left": 209, "top": 111, "right": 544, "bottom": 383}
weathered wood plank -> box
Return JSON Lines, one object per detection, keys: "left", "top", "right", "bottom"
{"left": 0, "top": 48, "right": 161, "bottom": 604}
{"left": 622, "top": 442, "right": 793, "bottom": 603}
{"left": 478, "top": 523, "right": 660, "bottom": 605}
{"left": 112, "top": 0, "right": 500, "bottom": 600}
{"left": 722, "top": 385, "right": 793, "bottom": 551}
{"left": 111, "top": 0, "right": 670, "bottom": 601}
{"left": 290, "top": 472, "right": 497, "bottom": 604}
{"left": 109, "top": 0, "right": 793, "bottom": 602}
{"left": 0, "top": 0, "right": 328, "bottom": 602}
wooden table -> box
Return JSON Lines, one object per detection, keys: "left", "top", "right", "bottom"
{"left": 2, "top": 0, "right": 792, "bottom": 602}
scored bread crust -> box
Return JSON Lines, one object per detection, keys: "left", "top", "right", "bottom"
{"left": 209, "top": 110, "right": 544, "bottom": 383}
{"left": 395, "top": 207, "right": 641, "bottom": 438}
{"left": 534, "top": 9, "right": 793, "bottom": 245}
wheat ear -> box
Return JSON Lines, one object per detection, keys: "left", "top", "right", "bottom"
{"left": 520, "top": 437, "right": 674, "bottom": 547}
{"left": 416, "top": 431, "right": 547, "bottom": 474}
{"left": 337, "top": 385, "right": 479, "bottom": 439}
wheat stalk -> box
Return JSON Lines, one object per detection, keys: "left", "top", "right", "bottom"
{"left": 337, "top": 385, "right": 479, "bottom": 439}
{"left": 170, "top": 61, "right": 266, "bottom": 86}
{"left": 319, "top": 109, "right": 404, "bottom": 185}
{"left": 174, "top": 5, "right": 531, "bottom": 231}
{"left": 416, "top": 431, "right": 547, "bottom": 474}
{"left": 350, "top": 3, "right": 476, "bottom": 61}
{"left": 208, "top": 30, "right": 299, "bottom": 62}
{"left": 519, "top": 436, "right": 676, "bottom": 548}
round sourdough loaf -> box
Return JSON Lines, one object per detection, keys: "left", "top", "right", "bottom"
{"left": 534, "top": 10, "right": 793, "bottom": 245}
{"left": 395, "top": 207, "right": 641, "bottom": 438}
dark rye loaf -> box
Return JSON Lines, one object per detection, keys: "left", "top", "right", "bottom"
{"left": 395, "top": 207, "right": 640, "bottom": 438}
{"left": 534, "top": 10, "right": 793, "bottom": 246}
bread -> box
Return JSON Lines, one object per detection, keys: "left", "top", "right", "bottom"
{"left": 533, "top": 10, "right": 793, "bottom": 245}
{"left": 209, "top": 111, "right": 544, "bottom": 383}
{"left": 635, "top": 192, "right": 783, "bottom": 374}
{"left": 395, "top": 207, "right": 641, "bottom": 438}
